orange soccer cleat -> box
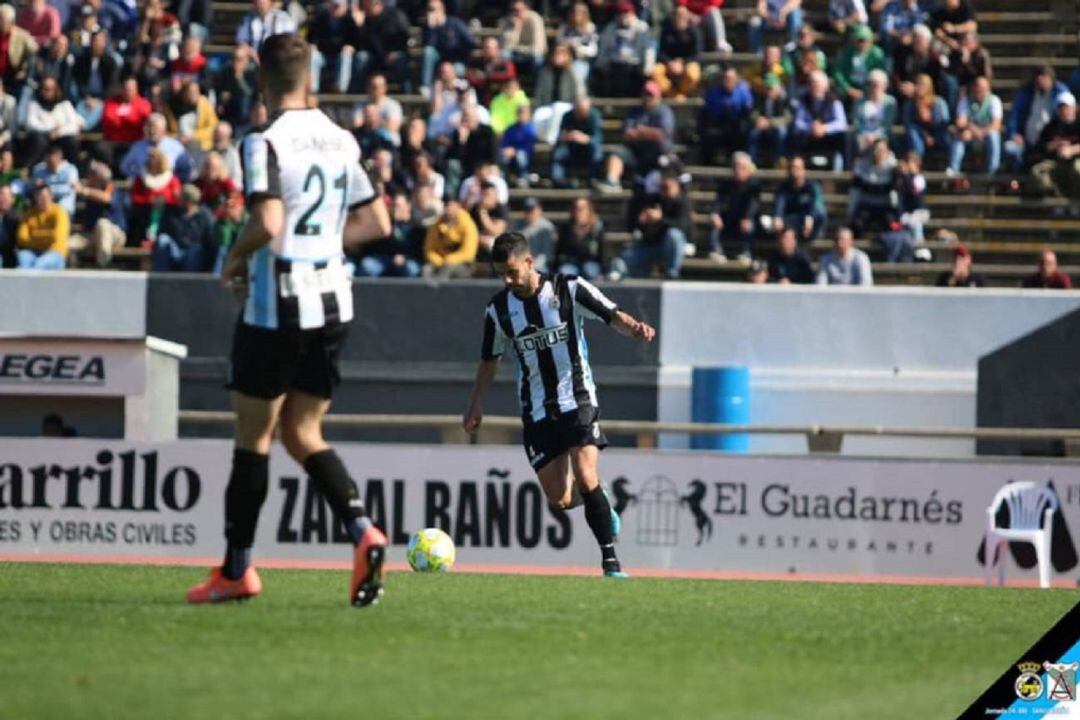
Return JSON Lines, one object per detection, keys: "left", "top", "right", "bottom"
{"left": 350, "top": 525, "right": 388, "bottom": 608}
{"left": 187, "top": 567, "right": 263, "bottom": 604}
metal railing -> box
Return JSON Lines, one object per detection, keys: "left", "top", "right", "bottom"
{"left": 178, "top": 411, "right": 1080, "bottom": 455}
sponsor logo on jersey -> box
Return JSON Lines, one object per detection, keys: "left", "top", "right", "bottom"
{"left": 515, "top": 323, "right": 570, "bottom": 353}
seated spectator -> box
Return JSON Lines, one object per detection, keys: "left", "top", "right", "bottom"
{"left": 73, "top": 159, "right": 126, "bottom": 267}
{"left": 782, "top": 26, "right": 826, "bottom": 95}
{"left": 500, "top": 104, "right": 537, "bottom": 187}
{"left": 490, "top": 76, "right": 530, "bottom": 136}
{"left": 458, "top": 161, "right": 509, "bottom": 208}
{"left": 17, "top": 0, "right": 59, "bottom": 47}
{"left": 0, "top": 4, "right": 37, "bottom": 96}
{"left": 120, "top": 112, "right": 195, "bottom": 182}
{"left": 850, "top": 69, "right": 896, "bottom": 160}
{"left": 947, "top": 31, "right": 992, "bottom": 101}
{"left": 878, "top": 0, "right": 926, "bottom": 53}
{"left": 102, "top": 76, "right": 152, "bottom": 154}
{"left": 353, "top": 104, "right": 394, "bottom": 160}
{"left": 467, "top": 37, "right": 516, "bottom": 106}
{"left": 929, "top": 0, "right": 976, "bottom": 54}
{"left": 832, "top": 24, "right": 887, "bottom": 106}
{"left": 423, "top": 195, "right": 478, "bottom": 279}
{"left": 531, "top": 43, "right": 580, "bottom": 145}
{"left": 368, "top": 147, "right": 407, "bottom": 198}
{"left": 153, "top": 183, "right": 212, "bottom": 271}
{"left": 555, "top": 1, "right": 598, "bottom": 86}
{"left": 610, "top": 193, "right": 686, "bottom": 280}
{"left": 73, "top": 30, "right": 121, "bottom": 131}
{"left": 948, "top": 75, "right": 1002, "bottom": 176}
{"left": 357, "top": 192, "right": 422, "bottom": 277}
{"left": 408, "top": 151, "right": 446, "bottom": 206}
{"left": 654, "top": 4, "right": 702, "bottom": 101}
{"left": 593, "top": 1, "right": 653, "bottom": 98}
{"left": 903, "top": 73, "right": 950, "bottom": 161}
{"left": 211, "top": 121, "right": 242, "bottom": 184}
{"left": 308, "top": 0, "right": 360, "bottom": 94}
{"left": 213, "top": 46, "right": 258, "bottom": 131}
{"left": 235, "top": 0, "right": 295, "bottom": 56}
{"left": 745, "top": 257, "right": 769, "bottom": 283}
{"left": 411, "top": 183, "right": 442, "bottom": 229}
{"left": 353, "top": 74, "right": 404, "bottom": 147}
{"left": 774, "top": 155, "right": 826, "bottom": 241}
{"left": 400, "top": 117, "right": 438, "bottom": 181}
{"left": 829, "top": 0, "right": 867, "bottom": 37}
{"left": 445, "top": 104, "right": 497, "bottom": 193}
{"left": 897, "top": 150, "right": 929, "bottom": 239}
{"left": 195, "top": 152, "right": 238, "bottom": 211}
{"left": 748, "top": 0, "right": 803, "bottom": 53}
{"left": 743, "top": 44, "right": 787, "bottom": 96}
{"left": 658, "top": 169, "right": 692, "bottom": 251}
{"left": 555, "top": 196, "right": 605, "bottom": 279}
{"left": 1030, "top": 93, "right": 1080, "bottom": 200}
{"left": 471, "top": 181, "right": 509, "bottom": 253}
{"left": 16, "top": 183, "right": 68, "bottom": 270}
{"left": 0, "top": 78, "right": 14, "bottom": 148}
{"left": 34, "top": 35, "right": 74, "bottom": 102}
{"left": 210, "top": 191, "right": 247, "bottom": 273}
{"left": 816, "top": 226, "right": 873, "bottom": 285}
{"left": 708, "top": 151, "right": 761, "bottom": 262}
{"left": 847, "top": 138, "right": 899, "bottom": 233}
{"left": 129, "top": 147, "right": 181, "bottom": 246}
{"left": 552, "top": 95, "right": 603, "bottom": 186}
{"left": 31, "top": 144, "right": 79, "bottom": 217}
{"left": 681, "top": 0, "right": 731, "bottom": 54}
{"left": 790, "top": 70, "right": 848, "bottom": 170}
{"left": 514, "top": 197, "right": 557, "bottom": 270}
{"left": 170, "top": 35, "right": 210, "bottom": 90}
{"left": 891, "top": 24, "right": 947, "bottom": 105}
{"left": 420, "top": 0, "right": 474, "bottom": 96}
{"left": 0, "top": 146, "right": 24, "bottom": 197}
{"left": 1005, "top": 66, "right": 1070, "bottom": 172}
{"left": 768, "top": 227, "right": 814, "bottom": 284}
{"left": 165, "top": 80, "right": 218, "bottom": 153}
{"left": 598, "top": 81, "right": 675, "bottom": 191}
{"left": 500, "top": 0, "right": 546, "bottom": 79}
{"left": 1022, "top": 250, "right": 1072, "bottom": 289}
{"left": 935, "top": 243, "right": 985, "bottom": 286}
{"left": 19, "top": 76, "right": 82, "bottom": 168}
{"left": 0, "top": 184, "right": 17, "bottom": 268}
{"left": 698, "top": 67, "right": 753, "bottom": 165}
{"left": 748, "top": 73, "right": 790, "bottom": 167}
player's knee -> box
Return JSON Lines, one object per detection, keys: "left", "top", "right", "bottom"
{"left": 280, "top": 423, "right": 325, "bottom": 463}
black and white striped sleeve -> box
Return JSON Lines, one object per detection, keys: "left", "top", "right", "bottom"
{"left": 240, "top": 132, "right": 282, "bottom": 203}
{"left": 571, "top": 277, "right": 618, "bottom": 323}
{"left": 480, "top": 304, "right": 507, "bottom": 360}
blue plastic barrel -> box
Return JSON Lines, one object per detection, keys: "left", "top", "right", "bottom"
{"left": 691, "top": 367, "right": 750, "bottom": 452}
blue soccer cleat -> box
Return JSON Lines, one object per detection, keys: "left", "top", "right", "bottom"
{"left": 602, "top": 558, "right": 629, "bottom": 578}
{"left": 603, "top": 567, "right": 631, "bottom": 579}
{"left": 602, "top": 484, "right": 621, "bottom": 539}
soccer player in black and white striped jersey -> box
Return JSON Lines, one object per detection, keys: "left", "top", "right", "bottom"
{"left": 187, "top": 34, "right": 392, "bottom": 608}
{"left": 463, "top": 232, "right": 656, "bottom": 577}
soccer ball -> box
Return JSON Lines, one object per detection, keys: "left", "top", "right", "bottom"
{"left": 407, "top": 528, "right": 456, "bottom": 572}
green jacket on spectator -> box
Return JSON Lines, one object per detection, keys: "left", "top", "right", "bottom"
{"left": 831, "top": 43, "right": 888, "bottom": 99}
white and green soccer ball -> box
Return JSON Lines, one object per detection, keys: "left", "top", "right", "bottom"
{"left": 407, "top": 528, "right": 456, "bottom": 572}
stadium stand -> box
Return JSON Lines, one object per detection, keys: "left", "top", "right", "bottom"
{"left": 0, "top": 0, "right": 1074, "bottom": 286}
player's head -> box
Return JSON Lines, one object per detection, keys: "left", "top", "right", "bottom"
{"left": 258, "top": 33, "right": 311, "bottom": 101}
{"left": 491, "top": 232, "right": 535, "bottom": 296}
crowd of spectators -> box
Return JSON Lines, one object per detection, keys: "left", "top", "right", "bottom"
{"left": 0, "top": 0, "right": 1075, "bottom": 289}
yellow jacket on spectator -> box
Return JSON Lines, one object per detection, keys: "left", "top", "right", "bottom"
{"left": 424, "top": 208, "right": 478, "bottom": 268}
{"left": 166, "top": 96, "right": 219, "bottom": 152}
{"left": 17, "top": 203, "right": 69, "bottom": 258}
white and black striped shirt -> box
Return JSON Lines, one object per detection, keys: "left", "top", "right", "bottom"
{"left": 481, "top": 274, "right": 618, "bottom": 423}
{"left": 241, "top": 108, "right": 377, "bottom": 330}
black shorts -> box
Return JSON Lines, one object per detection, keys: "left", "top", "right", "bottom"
{"left": 226, "top": 320, "right": 348, "bottom": 400}
{"left": 522, "top": 405, "right": 608, "bottom": 471}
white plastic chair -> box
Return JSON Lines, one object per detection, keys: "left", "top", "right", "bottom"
{"left": 984, "top": 481, "right": 1058, "bottom": 589}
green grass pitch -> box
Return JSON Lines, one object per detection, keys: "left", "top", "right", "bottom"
{"left": 1, "top": 563, "right": 1076, "bottom": 719}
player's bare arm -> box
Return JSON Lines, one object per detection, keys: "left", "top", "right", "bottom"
{"left": 343, "top": 200, "right": 392, "bottom": 250}
{"left": 463, "top": 358, "right": 499, "bottom": 434}
{"left": 610, "top": 310, "right": 657, "bottom": 342}
{"left": 219, "top": 197, "right": 285, "bottom": 289}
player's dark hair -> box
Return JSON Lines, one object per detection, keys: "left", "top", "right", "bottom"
{"left": 491, "top": 232, "right": 530, "bottom": 263}
{"left": 259, "top": 34, "right": 311, "bottom": 97}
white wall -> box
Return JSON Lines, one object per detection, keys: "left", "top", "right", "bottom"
{"left": 0, "top": 271, "right": 147, "bottom": 339}
{"left": 658, "top": 284, "right": 1080, "bottom": 456}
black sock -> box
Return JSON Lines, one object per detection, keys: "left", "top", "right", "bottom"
{"left": 582, "top": 485, "right": 619, "bottom": 569}
{"left": 222, "top": 448, "right": 269, "bottom": 579}
{"left": 304, "top": 449, "right": 371, "bottom": 544}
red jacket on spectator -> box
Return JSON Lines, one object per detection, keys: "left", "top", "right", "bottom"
{"left": 170, "top": 53, "right": 207, "bottom": 85}
{"left": 102, "top": 94, "right": 153, "bottom": 143}
{"left": 17, "top": 4, "right": 60, "bottom": 46}
{"left": 679, "top": 0, "right": 724, "bottom": 14}
{"left": 131, "top": 173, "right": 181, "bottom": 206}
{"left": 195, "top": 176, "right": 238, "bottom": 210}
